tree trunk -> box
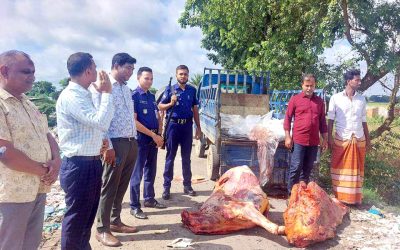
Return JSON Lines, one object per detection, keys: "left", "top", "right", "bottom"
{"left": 371, "top": 65, "right": 400, "bottom": 139}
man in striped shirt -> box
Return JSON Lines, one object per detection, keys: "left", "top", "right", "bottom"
{"left": 57, "top": 52, "right": 114, "bottom": 250}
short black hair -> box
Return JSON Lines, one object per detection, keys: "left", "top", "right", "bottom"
{"left": 302, "top": 73, "right": 317, "bottom": 83}
{"left": 67, "top": 52, "right": 93, "bottom": 77}
{"left": 344, "top": 69, "right": 361, "bottom": 83}
{"left": 137, "top": 67, "right": 152, "bottom": 76}
{"left": 176, "top": 65, "right": 189, "bottom": 72}
{"left": 111, "top": 53, "right": 136, "bottom": 69}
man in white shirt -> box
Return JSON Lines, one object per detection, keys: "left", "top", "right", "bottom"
{"left": 327, "top": 69, "right": 370, "bottom": 205}
{"left": 57, "top": 52, "right": 114, "bottom": 250}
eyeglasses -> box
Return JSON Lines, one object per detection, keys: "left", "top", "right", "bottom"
{"left": 123, "top": 65, "right": 135, "bottom": 71}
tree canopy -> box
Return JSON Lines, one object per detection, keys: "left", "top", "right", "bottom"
{"left": 27, "top": 81, "right": 59, "bottom": 127}
{"left": 179, "top": 0, "right": 400, "bottom": 90}
{"left": 190, "top": 73, "right": 203, "bottom": 86}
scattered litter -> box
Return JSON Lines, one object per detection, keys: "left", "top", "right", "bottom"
{"left": 43, "top": 223, "right": 61, "bottom": 233}
{"left": 153, "top": 229, "right": 169, "bottom": 234}
{"left": 173, "top": 175, "right": 207, "bottom": 184}
{"left": 345, "top": 208, "right": 400, "bottom": 248}
{"left": 42, "top": 179, "right": 66, "bottom": 238}
{"left": 368, "top": 206, "right": 384, "bottom": 218}
{"left": 167, "top": 238, "right": 194, "bottom": 249}
{"left": 44, "top": 205, "right": 55, "bottom": 219}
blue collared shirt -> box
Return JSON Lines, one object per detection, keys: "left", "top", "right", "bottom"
{"left": 132, "top": 86, "right": 159, "bottom": 130}
{"left": 91, "top": 76, "right": 137, "bottom": 148}
{"left": 160, "top": 83, "right": 199, "bottom": 119}
{"left": 132, "top": 87, "right": 159, "bottom": 144}
{"left": 56, "top": 81, "right": 114, "bottom": 157}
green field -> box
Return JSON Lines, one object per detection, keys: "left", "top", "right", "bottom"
{"left": 367, "top": 102, "right": 389, "bottom": 107}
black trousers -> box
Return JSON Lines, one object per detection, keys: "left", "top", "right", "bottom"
{"left": 60, "top": 156, "right": 102, "bottom": 250}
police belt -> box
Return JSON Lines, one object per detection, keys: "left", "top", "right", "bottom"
{"left": 170, "top": 118, "right": 191, "bottom": 125}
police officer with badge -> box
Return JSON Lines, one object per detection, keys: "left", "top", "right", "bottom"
{"left": 158, "top": 65, "right": 201, "bottom": 200}
{"left": 130, "top": 67, "right": 166, "bottom": 220}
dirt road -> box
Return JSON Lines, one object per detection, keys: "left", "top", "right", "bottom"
{"left": 41, "top": 145, "right": 400, "bottom": 250}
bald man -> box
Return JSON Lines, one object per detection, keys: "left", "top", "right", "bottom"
{"left": 0, "top": 50, "right": 61, "bottom": 250}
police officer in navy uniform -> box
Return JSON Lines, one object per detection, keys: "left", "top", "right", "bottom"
{"left": 130, "top": 67, "right": 166, "bottom": 220}
{"left": 159, "top": 65, "right": 201, "bottom": 200}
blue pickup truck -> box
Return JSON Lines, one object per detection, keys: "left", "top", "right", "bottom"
{"left": 195, "top": 68, "right": 322, "bottom": 190}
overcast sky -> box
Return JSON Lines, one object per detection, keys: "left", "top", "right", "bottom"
{"left": 0, "top": 0, "right": 216, "bottom": 90}
{"left": 0, "top": 0, "right": 392, "bottom": 95}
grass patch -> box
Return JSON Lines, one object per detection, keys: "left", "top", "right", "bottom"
{"left": 363, "top": 188, "right": 384, "bottom": 205}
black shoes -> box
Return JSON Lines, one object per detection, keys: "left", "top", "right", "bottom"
{"left": 130, "top": 208, "right": 148, "bottom": 219}
{"left": 162, "top": 189, "right": 170, "bottom": 200}
{"left": 183, "top": 186, "right": 197, "bottom": 196}
{"left": 144, "top": 199, "right": 167, "bottom": 209}
{"left": 162, "top": 186, "right": 197, "bottom": 199}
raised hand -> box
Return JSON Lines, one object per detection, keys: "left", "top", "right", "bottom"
{"left": 93, "top": 70, "right": 112, "bottom": 93}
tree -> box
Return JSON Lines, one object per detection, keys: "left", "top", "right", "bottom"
{"left": 333, "top": 0, "right": 400, "bottom": 137}
{"left": 59, "top": 77, "right": 69, "bottom": 89}
{"left": 27, "top": 81, "right": 58, "bottom": 127}
{"left": 51, "top": 77, "right": 70, "bottom": 100}
{"left": 190, "top": 73, "right": 202, "bottom": 86}
{"left": 179, "top": 0, "right": 341, "bottom": 88}
{"left": 336, "top": 0, "right": 400, "bottom": 92}
{"left": 180, "top": 0, "right": 400, "bottom": 135}
{"left": 149, "top": 87, "right": 158, "bottom": 94}
{"left": 27, "top": 81, "right": 56, "bottom": 98}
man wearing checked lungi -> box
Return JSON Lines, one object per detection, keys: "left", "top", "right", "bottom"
{"left": 327, "top": 69, "right": 371, "bottom": 205}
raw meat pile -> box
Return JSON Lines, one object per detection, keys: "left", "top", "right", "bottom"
{"left": 181, "top": 166, "right": 285, "bottom": 235}
{"left": 284, "top": 181, "right": 349, "bottom": 247}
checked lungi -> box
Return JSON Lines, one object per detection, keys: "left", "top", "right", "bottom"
{"left": 330, "top": 135, "right": 366, "bottom": 204}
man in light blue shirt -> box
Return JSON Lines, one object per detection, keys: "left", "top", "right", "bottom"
{"left": 91, "top": 53, "right": 138, "bottom": 247}
{"left": 56, "top": 52, "right": 114, "bottom": 250}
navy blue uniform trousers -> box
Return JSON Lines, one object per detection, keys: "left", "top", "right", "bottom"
{"left": 130, "top": 141, "right": 158, "bottom": 209}
{"left": 60, "top": 156, "right": 102, "bottom": 250}
{"left": 163, "top": 121, "right": 193, "bottom": 189}
{"left": 287, "top": 143, "right": 318, "bottom": 195}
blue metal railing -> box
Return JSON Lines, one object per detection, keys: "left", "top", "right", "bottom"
{"left": 269, "top": 89, "right": 325, "bottom": 119}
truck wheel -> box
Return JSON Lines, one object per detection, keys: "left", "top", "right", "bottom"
{"left": 207, "top": 144, "right": 220, "bottom": 181}
{"left": 194, "top": 137, "right": 206, "bottom": 158}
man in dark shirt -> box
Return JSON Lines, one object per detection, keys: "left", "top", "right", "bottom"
{"left": 283, "top": 74, "right": 328, "bottom": 195}
{"left": 130, "top": 67, "right": 166, "bottom": 220}
{"left": 158, "top": 65, "right": 201, "bottom": 200}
